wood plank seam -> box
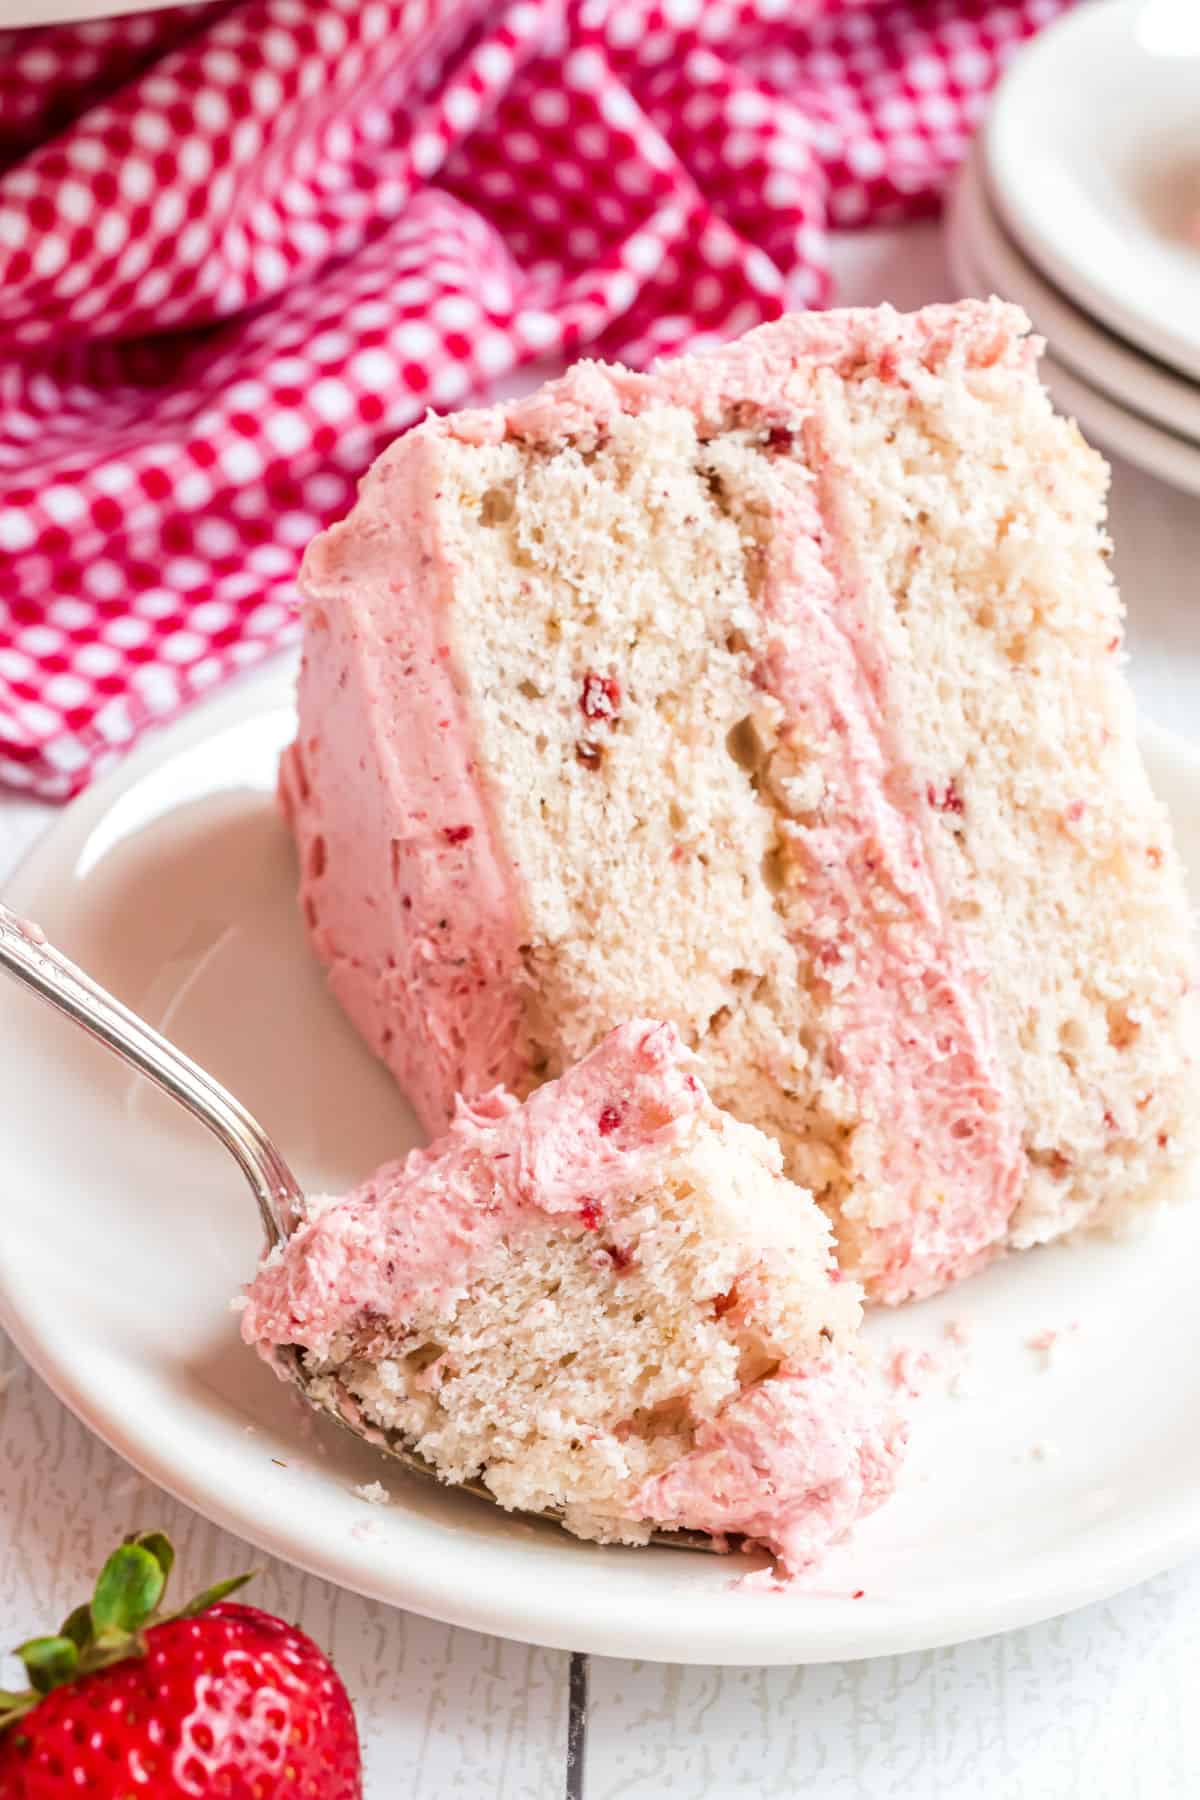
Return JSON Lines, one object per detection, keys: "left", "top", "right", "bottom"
{"left": 565, "top": 1651, "right": 588, "bottom": 1799}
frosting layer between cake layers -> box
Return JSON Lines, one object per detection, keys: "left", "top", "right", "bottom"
{"left": 741, "top": 402, "right": 1022, "bottom": 1302}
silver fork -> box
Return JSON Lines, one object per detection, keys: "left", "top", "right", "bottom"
{"left": 0, "top": 900, "right": 711, "bottom": 1551}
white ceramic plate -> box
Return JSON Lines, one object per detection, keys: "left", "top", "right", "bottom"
{"left": 947, "top": 214, "right": 1200, "bottom": 496}
{"left": 3, "top": 658, "right": 1200, "bottom": 1665}
{"left": 986, "top": 0, "right": 1200, "bottom": 383}
{"left": 0, "top": 0, "right": 192, "bottom": 26}
{"left": 950, "top": 146, "right": 1200, "bottom": 445}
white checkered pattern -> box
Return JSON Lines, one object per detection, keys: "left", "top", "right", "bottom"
{"left": 0, "top": 0, "right": 1073, "bottom": 797}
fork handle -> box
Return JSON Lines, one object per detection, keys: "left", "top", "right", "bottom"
{"left": 0, "top": 900, "right": 301, "bottom": 1245}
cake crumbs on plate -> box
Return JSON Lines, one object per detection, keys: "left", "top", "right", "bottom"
{"left": 733, "top": 1564, "right": 789, "bottom": 1595}
{"left": 880, "top": 1316, "right": 977, "bottom": 1407}
{"left": 1030, "top": 1441, "right": 1058, "bottom": 1461}
{"left": 886, "top": 1335, "right": 975, "bottom": 1402}
{"left": 352, "top": 1480, "right": 391, "bottom": 1505}
{"left": 1026, "top": 1321, "right": 1080, "bottom": 1367}
{"left": 885, "top": 1344, "right": 939, "bottom": 1398}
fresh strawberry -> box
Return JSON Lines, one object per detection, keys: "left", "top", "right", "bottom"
{"left": 0, "top": 1530, "right": 361, "bottom": 1798}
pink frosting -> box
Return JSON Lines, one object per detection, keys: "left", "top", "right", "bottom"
{"left": 287, "top": 298, "right": 1031, "bottom": 1297}
{"left": 634, "top": 1357, "right": 904, "bottom": 1576}
{"left": 242, "top": 1017, "right": 901, "bottom": 1560}
{"left": 446, "top": 300, "right": 1035, "bottom": 448}
{"left": 755, "top": 435, "right": 1024, "bottom": 1303}
{"left": 284, "top": 426, "right": 531, "bottom": 1135}
{"left": 241, "top": 1020, "right": 704, "bottom": 1358}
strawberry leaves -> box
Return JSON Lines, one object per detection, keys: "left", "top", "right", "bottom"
{"left": 133, "top": 1532, "right": 174, "bottom": 1586}
{"left": 175, "top": 1573, "right": 253, "bottom": 1618}
{"left": 91, "top": 1541, "right": 166, "bottom": 1637}
{"left": 13, "top": 1639, "right": 79, "bottom": 1695}
{"left": 58, "top": 1606, "right": 92, "bottom": 1651}
{"left": 0, "top": 1531, "right": 255, "bottom": 1733}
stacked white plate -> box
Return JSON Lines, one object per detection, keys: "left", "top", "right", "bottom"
{"left": 946, "top": 0, "right": 1200, "bottom": 495}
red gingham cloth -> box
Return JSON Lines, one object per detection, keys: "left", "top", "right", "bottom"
{"left": 0, "top": 0, "right": 1073, "bottom": 799}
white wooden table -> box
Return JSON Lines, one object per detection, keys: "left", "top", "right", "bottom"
{"left": 3, "top": 221, "right": 1200, "bottom": 1799}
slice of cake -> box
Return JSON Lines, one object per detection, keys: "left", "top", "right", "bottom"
{"left": 281, "top": 298, "right": 1195, "bottom": 1304}
{"left": 241, "top": 1022, "right": 902, "bottom": 1570}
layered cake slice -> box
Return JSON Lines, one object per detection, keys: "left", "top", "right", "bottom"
{"left": 282, "top": 299, "right": 1195, "bottom": 1304}
{"left": 242, "top": 1022, "right": 902, "bottom": 1569}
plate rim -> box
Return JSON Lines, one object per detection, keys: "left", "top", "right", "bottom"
{"left": 3, "top": 656, "right": 1200, "bottom": 1665}
{"left": 0, "top": 0, "right": 200, "bottom": 27}
{"left": 985, "top": 0, "right": 1200, "bottom": 385}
